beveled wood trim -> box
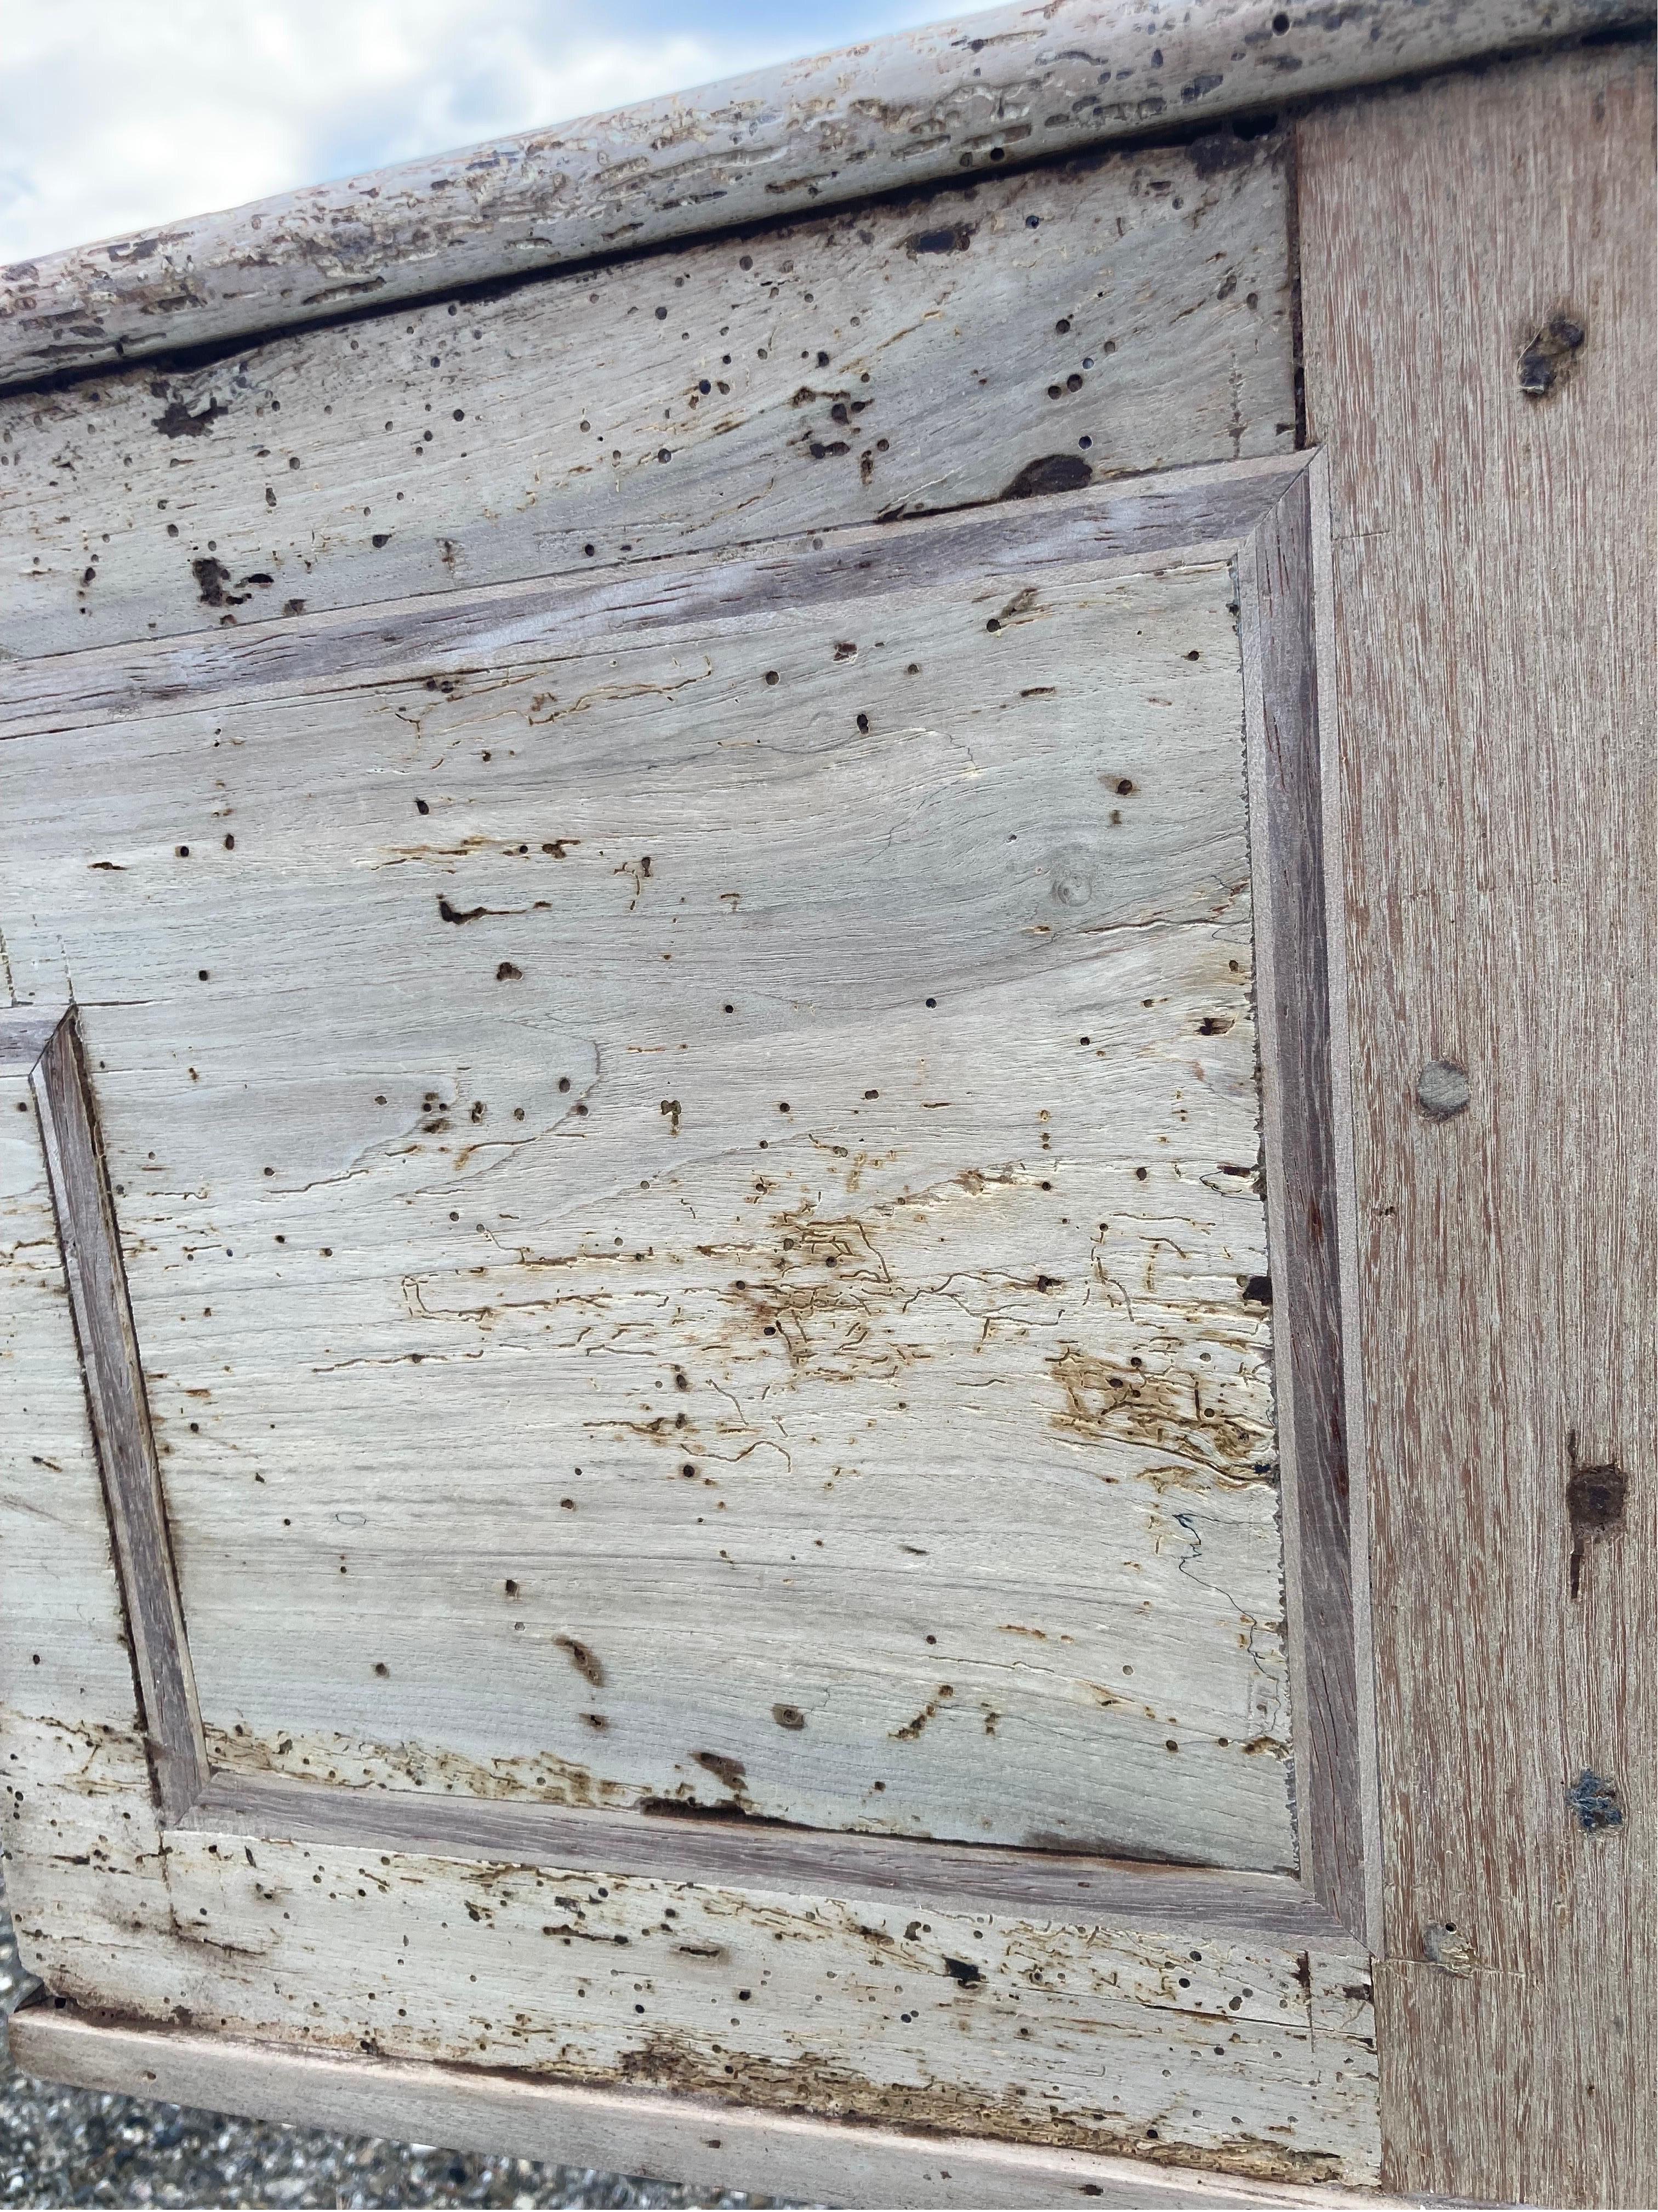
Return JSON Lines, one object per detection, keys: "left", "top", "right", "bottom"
{"left": 1237, "top": 455, "right": 1376, "bottom": 1943}
{"left": 10, "top": 2001, "right": 1400, "bottom": 2210}
{"left": 12, "top": 1008, "right": 208, "bottom": 1822}
{"left": 0, "top": 453, "right": 1304, "bottom": 740}
{"left": 6, "top": 459, "right": 1369, "bottom": 1939}
{"left": 0, "top": 0, "right": 1646, "bottom": 393}
{"left": 185, "top": 1770, "right": 1353, "bottom": 1942}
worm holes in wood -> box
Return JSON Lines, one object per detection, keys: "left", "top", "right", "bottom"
{"left": 1422, "top": 1921, "right": 1476, "bottom": 1977}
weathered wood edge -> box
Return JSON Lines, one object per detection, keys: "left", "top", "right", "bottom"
{"left": 8, "top": 2002, "right": 1401, "bottom": 2210}
{"left": 0, "top": 453, "right": 1305, "bottom": 741}
{"left": 1237, "top": 455, "right": 1372, "bottom": 1942}
{"left": 2, "top": 0, "right": 1649, "bottom": 393}
{"left": 22, "top": 1012, "right": 207, "bottom": 1823}
{"left": 184, "top": 1772, "right": 1355, "bottom": 1942}
{"left": 0, "top": 1007, "right": 61, "bottom": 1078}
{"left": 1311, "top": 451, "right": 1386, "bottom": 1955}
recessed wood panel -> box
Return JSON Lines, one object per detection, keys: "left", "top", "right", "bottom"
{"left": 0, "top": 454, "right": 1374, "bottom": 2186}
{"left": 0, "top": 504, "right": 1291, "bottom": 1869}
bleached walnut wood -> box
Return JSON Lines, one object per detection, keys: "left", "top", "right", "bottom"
{"left": 0, "top": 423, "right": 1377, "bottom": 2194}
{"left": 190, "top": 1770, "right": 1346, "bottom": 1938}
{"left": 13, "top": 2006, "right": 1399, "bottom": 2211}
{"left": 0, "top": 455, "right": 1304, "bottom": 736}
{"left": 0, "top": 1450, "right": 1377, "bottom": 2188}
{"left": 1235, "top": 459, "right": 1371, "bottom": 1942}
{"left": 1, "top": 498, "right": 1298, "bottom": 1870}
{"left": 0, "top": 461, "right": 1364, "bottom": 1914}
{"left": 0, "top": 1008, "right": 61, "bottom": 1076}
{"left": 0, "top": 1661, "right": 1378, "bottom": 2185}
{"left": 1298, "top": 42, "right": 1657, "bottom": 2207}
{"left": 1, "top": 1685, "right": 1373, "bottom": 2190}
{"left": 0, "top": 1083, "right": 178, "bottom": 1978}
{"left": 18, "top": 1807, "right": 1378, "bottom": 2184}
{"left": 25, "top": 1015, "right": 206, "bottom": 1823}
{"left": 0, "top": 141, "right": 1295, "bottom": 659}
{"left": 0, "top": 0, "right": 1645, "bottom": 388}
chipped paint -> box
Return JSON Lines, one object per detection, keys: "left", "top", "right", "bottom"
{"left": 0, "top": 0, "right": 1637, "bottom": 387}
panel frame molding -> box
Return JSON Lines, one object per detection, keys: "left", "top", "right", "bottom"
{"left": 5, "top": 1005, "right": 207, "bottom": 1825}
{"left": 0, "top": 449, "right": 1372, "bottom": 1948}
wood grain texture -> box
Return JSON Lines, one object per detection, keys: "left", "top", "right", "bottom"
{"left": 0, "top": 0, "right": 1646, "bottom": 387}
{"left": 0, "top": 461, "right": 1380, "bottom": 2189}
{"left": 0, "top": 463, "right": 1363, "bottom": 1911}
{"left": 0, "top": 458, "right": 1304, "bottom": 740}
{"left": 12, "top": 2005, "right": 1400, "bottom": 2211}
{"left": 0, "top": 1080, "right": 176, "bottom": 1980}
{"left": 3, "top": 1699, "right": 1378, "bottom": 2199}
{"left": 2, "top": 512, "right": 1294, "bottom": 1869}
{"left": 1299, "top": 43, "right": 1657, "bottom": 2207}
{"left": 0, "top": 1007, "right": 61, "bottom": 1077}
{"left": 0, "top": 1694, "right": 1377, "bottom": 2193}
{"left": 25, "top": 1016, "right": 206, "bottom": 1823}
{"left": 18, "top": 1791, "right": 1380, "bottom": 2184}
{"left": 0, "top": 1538, "right": 1380, "bottom": 2189}
{"left": 0, "top": 1071, "right": 147, "bottom": 1742}
{"left": 1236, "top": 459, "right": 1370, "bottom": 1941}
{"left": 0, "top": 1657, "right": 1378, "bottom": 2186}
{"left": 191, "top": 1770, "right": 1348, "bottom": 1940}
{"left": 0, "top": 142, "right": 1295, "bottom": 660}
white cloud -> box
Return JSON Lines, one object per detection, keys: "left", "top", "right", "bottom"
{"left": 0, "top": 0, "right": 938, "bottom": 265}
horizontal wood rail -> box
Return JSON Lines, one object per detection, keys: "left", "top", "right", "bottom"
{"left": 10, "top": 2000, "right": 1404, "bottom": 2210}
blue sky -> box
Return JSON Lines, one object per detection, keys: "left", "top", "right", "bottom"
{"left": 0, "top": 0, "right": 948, "bottom": 265}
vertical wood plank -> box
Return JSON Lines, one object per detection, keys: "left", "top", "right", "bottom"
{"left": 1299, "top": 44, "right": 1657, "bottom": 2205}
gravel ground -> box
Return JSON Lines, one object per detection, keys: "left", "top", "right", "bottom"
{"left": 0, "top": 1878, "right": 793, "bottom": 2209}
